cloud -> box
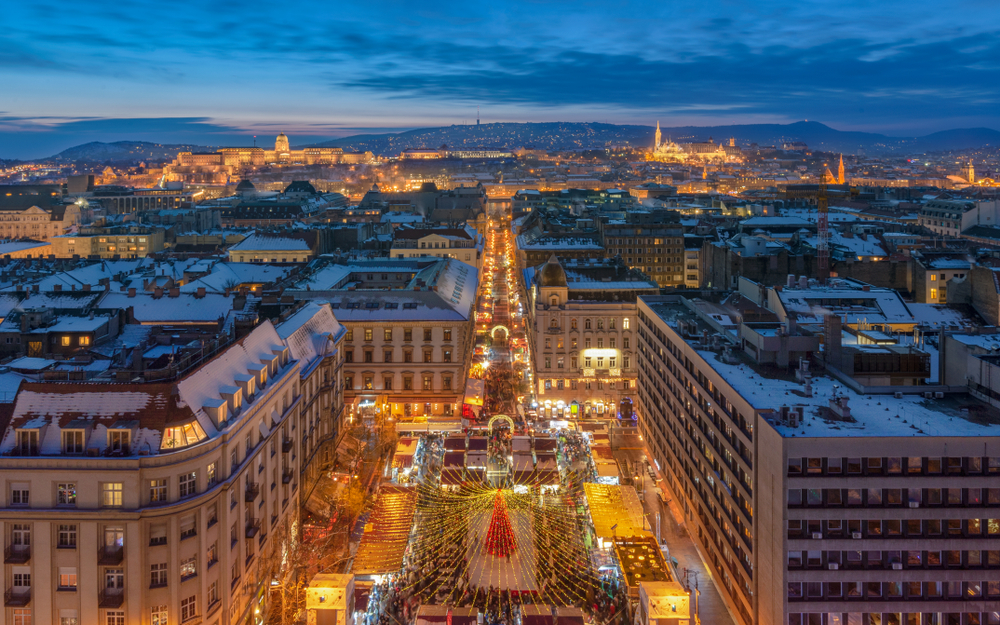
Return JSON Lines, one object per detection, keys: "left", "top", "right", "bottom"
{"left": 1, "top": 0, "right": 999, "bottom": 153}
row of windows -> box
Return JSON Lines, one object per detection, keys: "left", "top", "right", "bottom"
{"left": 346, "top": 327, "right": 453, "bottom": 342}
{"left": 788, "top": 579, "right": 1000, "bottom": 601}
{"left": 544, "top": 336, "right": 630, "bottom": 350}
{"left": 345, "top": 373, "right": 453, "bottom": 392}
{"left": 792, "top": 614, "right": 1000, "bottom": 625}
{"left": 542, "top": 379, "right": 633, "bottom": 391}
{"left": 788, "top": 456, "right": 1000, "bottom": 476}
{"left": 345, "top": 347, "right": 453, "bottom": 363}
{"left": 542, "top": 355, "right": 631, "bottom": 369}
{"left": 788, "top": 548, "right": 1000, "bottom": 569}
{"left": 788, "top": 487, "right": 1000, "bottom": 507}
{"left": 562, "top": 317, "right": 630, "bottom": 331}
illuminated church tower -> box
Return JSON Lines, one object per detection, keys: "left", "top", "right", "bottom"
{"left": 654, "top": 121, "right": 661, "bottom": 150}
{"left": 966, "top": 161, "right": 976, "bottom": 184}
{"left": 838, "top": 154, "right": 845, "bottom": 184}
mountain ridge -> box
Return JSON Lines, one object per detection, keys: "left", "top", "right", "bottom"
{"left": 43, "top": 122, "right": 1000, "bottom": 161}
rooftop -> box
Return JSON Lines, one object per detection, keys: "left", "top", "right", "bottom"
{"left": 642, "top": 297, "right": 1000, "bottom": 439}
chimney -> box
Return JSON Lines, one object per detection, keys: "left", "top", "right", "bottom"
{"left": 862, "top": 285, "right": 870, "bottom": 292}
{"left": 32, "top": 285, "right": 39, "bottom": 293}
{"left": 787, "top": 274, "right": 795, "bottom": 288}
{"left": 54, "top": 284, "right": 62, "bottom": 292}
{"left": 83, "top": 283, "right": 91, "bottom": 292}
{"left": 798, "top": 275, "right": 807, "bottom": 289}
{"left": 168, "top": 287, "right": 180, "bottom": 298}
{"left": 824, "top": 314, "right": 843, "bottom": 367}
{"left": 196, "top": 287, "right": 206, "bottom": 298}
{"left": 153, "top": 287, "right": 163, "bottom": 298}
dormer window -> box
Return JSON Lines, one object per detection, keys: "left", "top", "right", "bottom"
{"left": 161, "top": 421, "right": 208, "bottom": 451}
{"left": 63, "top": 430, "right": 85, "bottom": 454}
{"left": 15, "top": 430, "right": 38, "bottom": 455}
{"left": 107, "top": 430, "right": 130, "bottom": 455}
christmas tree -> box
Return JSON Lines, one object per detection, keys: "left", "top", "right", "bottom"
{"left": 484, "top": 489, "right": 517, "bottom": 558}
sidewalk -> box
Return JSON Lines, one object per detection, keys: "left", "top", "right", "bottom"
{"left": 615, "top": 441, "right": 736, "bottom": 625}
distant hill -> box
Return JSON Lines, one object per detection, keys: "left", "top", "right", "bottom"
{"left": 50, "top": 141, "right": 213, "bottom": 162}
{"left": 309, "top": 121, "right": 1000, "bottom": 155}
{"left": 44, "top": 122, "right": 1000, "bottom": 162}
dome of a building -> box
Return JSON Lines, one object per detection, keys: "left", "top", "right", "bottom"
{"left": 275, "top": 132, "right": 290, "bottom": 153}
{"left": 538, "top": 255, "right": 567, "bottom": 287}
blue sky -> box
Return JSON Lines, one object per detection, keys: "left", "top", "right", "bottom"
{"left": 1, "top": 0, "right": 999, "bottom": 158}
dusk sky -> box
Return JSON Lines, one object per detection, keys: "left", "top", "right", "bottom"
{"left": 2, "top": 0, "right": 999, "bottom": 158}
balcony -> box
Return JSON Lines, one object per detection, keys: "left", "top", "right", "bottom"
{"left": 4, "top": 544, "right": 30, "bottom": 564}
{"left": 245, "top": 518, "right": 261, "bottom": 539}
{"left": 282, "top": 437, "right": 293, "bottom": 453}
{"left": 4, "top": 587, "right": 30, "bottom": 607}
{"left": 282, "top": 468, "right": 294, "bottom": 484}
{"left": 99, "top": 587, "right": 125, "bottom": 608}
{"left": 4, "top": 445, "right": 39, "bottom": 457}
{"left": 244, "top": 481, "right": 260, "bottom": 502}
{"left": 98, "top": 545, "right": 124, "bottom": 565}
{"left": 103, "top": 444, "right": 130, "bottom": 457}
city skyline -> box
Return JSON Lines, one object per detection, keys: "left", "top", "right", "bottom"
{"left": 3, "top": 0, "right": 1000, "bottom": 158}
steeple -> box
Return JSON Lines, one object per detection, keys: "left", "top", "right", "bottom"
{"left": 966, "top": 161, "right": 976, "bottom": 184}
{"left": 655, "top": 121, "right": 662, "bottom": 150}
{"left": 838, "top": 154, "right": 845, "bottom": 185}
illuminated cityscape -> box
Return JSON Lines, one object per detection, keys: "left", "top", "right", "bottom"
{"left": 1, "top": 2, "right": 1000, "bottom": 625}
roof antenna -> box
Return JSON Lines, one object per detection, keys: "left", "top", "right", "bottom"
{"left": 477, "top": 107, "right": 480, "bottom": 126}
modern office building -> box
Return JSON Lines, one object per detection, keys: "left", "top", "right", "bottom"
{"left": 635, "top": 295, "right": 1000, "bottom": 625}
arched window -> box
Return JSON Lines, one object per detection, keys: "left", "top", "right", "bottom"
{"left": 550, "top": 295, "right": 559, "bottom": 306}
{"left": 550, "top": 318, "right": 558, "bottom": 328}
{"left": 584, "top": 319, "right": 592, "bottom": 330}
{"left": 609, "top": 319, "right": 617, "bottom": 330}
{"left": 597, "top": 319, "right": 604, "bottom": 330}
{"left": 571, "top": 319, "right": 578, "bottom": 330}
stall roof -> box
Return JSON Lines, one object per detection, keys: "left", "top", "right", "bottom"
{"left": 440, "top": 469, "right": 465, "bottom": 485}
{"left": 584, "top": 483, "right": 648, "bottom": 538}
{"left": 535, "top": 470, "right": 559, "bottom": 485}
{"left": 416, "top": 605, "right": 479, "bottom": 625}
{"left": 351, "top": 486, "right": 417, "bottom": 575}
{"left": 591, "top": 446, "right": 615, "bottom": 460}
{"left": 512, "top": 436, "right": 532, "bottom": 452}
{"left": 466, "top": 451, "right": 488, "bottom": 468}
{"left": 443, "top": 436, "right": 467, "bottom": 451}
{"left": 535, "top": 451, "right": 557, "bottom": 470}
{"left": 468, "top": 437, "right": 488, "bottom": 451}
{"left": 512, "top": 453, "right": 535, "bottom": 471}
{"left": 443, "top": 451, "right": 465, "bottom": 467}
{"left": 595, "top": 461, "right": 620, "bottom": 478}
{"left": 534, "top": 438, "right": 558, "bottom": 451}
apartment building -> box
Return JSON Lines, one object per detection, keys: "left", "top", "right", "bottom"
{"left": 527, "top": 255, "right": 658, "bottom": 418}
{"left": 0, "top": 315, "right": 342, "bottom": 625}
{"left": 49, "top": 226, "right": 165, "bottom": 259}
{"left": 0, "top": 204, "right": 82, "bottom": 241}
{"left": 635, "top": 295, "right": 1000, "bottom": 625}
{"left": 389, "top": 227, "right": 484, "bottom": 270}
{"left": 600, "top": 220, "right": 686, "bottom": 288}
{"left": 286, "top": 258, "right": 478, "bottom": 424}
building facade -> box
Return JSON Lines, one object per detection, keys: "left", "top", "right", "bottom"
{"left": 0, "top": 320, "right": 339, "bottom": 625}
{"left": 635, "top": 295, "right": 1000, "bottom": 625}
{"left": 286, "top": 259, "right": 479, "bottom": 424}
{"left": 528, "top": 256, "right": 658, "bottom": 419}
{"left": 0, "top": 204, "right": 82, "bottom": 241}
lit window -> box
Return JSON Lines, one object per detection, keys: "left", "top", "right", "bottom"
{"left": 930, "top": 288, "right": 938, "bottom": 299}
{"left": 61, "top": 335, "right": 71, "bottom": 346}
{"left": 78, "top": 336, "right": 90, "bottom": 346}
{"left": 150, "top": 479, "right": 167, "bottom": 503}
{"left": 101, "top": 483, "right": 123, "bottom": 507}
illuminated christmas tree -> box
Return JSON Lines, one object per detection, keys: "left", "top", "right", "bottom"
{"left": 484, "top": 489, "right": 517, "bottom": 558}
